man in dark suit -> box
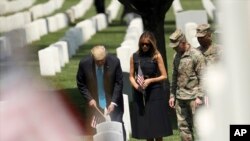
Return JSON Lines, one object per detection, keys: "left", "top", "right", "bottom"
{"left": 76, "top": 45, "right": 126, "bottom": 141}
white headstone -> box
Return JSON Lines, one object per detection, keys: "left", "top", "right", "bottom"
{"left": 50, "top": 44, "right": 65, "bottom": 67}
{"left": 29, "top": 4, "right": 43, "bottom": 20}
{"left": 92, "top": 13, "right": 108, "bottom": 31}
{"left": 55, "top": 13, "right": 68, "bottom": 30}
{"left": 123, "top": 94, "right": 131, "bottom": 140}
{"left": 128, "top": 18, "right": 144, "bottom": 34}
{"left": 172, "top": 0, "right": 183, "bottom": 15}
{"left": 47, "top": 16, "right": 58, "bottom": 33}
{"left": 106, "top": 0, "right": 121, "bottom": 23}
{"left": 0, "top": 36, "right": 11, "bottom": 60}
{"left": 0, "top": 17, "right": 6, "bottom": 33}
{"left": 76, "top": 19, "right": 95, "bottom": 42}
{"left": 49, "top": 46, "right": 62, "bottom": 73}
{"left": 61, "top": 27, "right": 83, "bottom": 57}
{"left": 176, "top": 10, "right": 208, "bottom": 31}
{"left": 94, "top": 121, "right": 123, "bottom": 141}
{"left": 66, "top": 8, "right": 75, "bottom": 24}
{"left": 43, "top": 0, "right": 56, "bottom": 17}
{"left": 185, "top": 22, "right": 200, "bottom": 48}
{"left": 94, "top": 131, "right": 123, "bottom": 141}
{"left": 124, "top": 31, "right": 140, "bottom": 42}
{"left": 35, "top": 18, "right": 48, "bottom": 37}
{"left": 53, "top": 41, "right": 69, "bottom": 65}
{"left": 121, "top": 39, "right": 138, "bottom": 56}
{"left": 60, "top": 37, "right": 75, "bottom": 58}
{"left": 38, "top": 48, "right": 56, "bottom": 76}
{"left": 202, "top": 0, "right": 216, "bottom": 20}
{"left": 23, "top": 11, "right": 32, "bottom": 24}
{"left": 9, "top": 13, "right": 25, "bottom": 32}
{"left": 116, "top": 46, "right": 131, "bottom": 73}
{"left": 25, "top": 22, "right": 41, "bottom": 43}
{"left": 0, "top": 1, "right": 8, "bottom": 15}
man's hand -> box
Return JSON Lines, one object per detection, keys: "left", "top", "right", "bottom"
{"left": 88, "top": 99, "right": 97, "bottom": 107}
{"left": 107, "top": 103, "right": 115, "bottom": 114}
{"left": 169, "top": 97, "right": 175, "bottom": 108}
{"left": 195, "top": 97, "right": 203, "bottom": 108}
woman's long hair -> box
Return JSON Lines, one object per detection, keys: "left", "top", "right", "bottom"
{"left": 138, "top": 31, "right": 159, "bottom": 60}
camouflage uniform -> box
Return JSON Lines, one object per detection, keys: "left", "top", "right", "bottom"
{"left": 169, "top": 29, "right": 206, "bottom": 141}
{"left": 170, "top": 47, "right": 205, "bottom": 100}
{"left": 171, "top": 47, "right": 205, "bottom": 141}
{"left": 197, "top": 44, "right": 220, "bottom": 66}
{"left": 196, "top": 24, "right": 221, "bottom": 109}
{"left": 196, "top": 24, "right": 220, "bottom": 65}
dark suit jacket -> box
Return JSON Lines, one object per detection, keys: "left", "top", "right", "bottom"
{"left": 77, "top": 54, "right": 124, "bottom": 122}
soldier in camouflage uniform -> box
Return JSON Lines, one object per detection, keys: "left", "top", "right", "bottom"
{"left": 196, "top": 24, "right": 220, "bottom": 66}
{"left": 196, "top": 24, "right": 221, "bottom": 106}
{"left": 168, "top": 29, "right": 206, "bottom": 141}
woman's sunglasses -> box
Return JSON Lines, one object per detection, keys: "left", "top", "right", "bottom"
{"left": 141, "top": 42, "right": 151, "bottom": 47}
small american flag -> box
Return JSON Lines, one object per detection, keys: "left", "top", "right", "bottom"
{"left": 91, "top": 115, "right": 103, "bottom": 128}
{"left": 136, "top": 64, "right": 146, "bottom": 106}
{"left": 136, "top": 64, "right": 144, "bottom": 87}
{"left": 90, "top": 106, "right": 105, "bottom": 128}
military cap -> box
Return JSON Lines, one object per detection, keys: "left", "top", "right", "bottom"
{"left": 91, "top": 45, "right": 107, "bottom": 60}
{"left": 169, "top": 29, "right": 185, "bottom": 48}
{"left": 196, "top": 24, "right": 211, "bottom": 37}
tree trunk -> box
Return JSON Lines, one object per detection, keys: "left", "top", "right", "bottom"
{"left": 142, "top": 13, "right": 170, "bottom": 94}
{"left": 142, "top": 15, "right": 166, "bottom": 68}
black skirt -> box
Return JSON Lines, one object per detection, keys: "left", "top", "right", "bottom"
{"left": 131, "top": 85, "right": 173, "bottom": 139}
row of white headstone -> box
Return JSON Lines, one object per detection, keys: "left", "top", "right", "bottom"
{"left": 47, "top": 13, "right": 69, "bottom": 33}
{"left": 117, "top": 18, "right": 144, "bottom": 73}
{"left": 0, "top": 0, "right": 35, "bottom": 15}
{"left": 106, "top": 0, "right": 122, "bottom": 24}
{"left": 65, "top": 0, "right": 94, "bottom": 24}
{"left": 201, "top": 0, "right": 216, "bottom": 20}
{"left": 116, "top": 18, "right": 144, "bottom": 140}
{"left": 0, "top": 0, "right": 64, "bottom": 33}
{"left": 2, "top": 11, "right": 69, "bottom": 49}
{"left": 38, "top": 13, "right": 109, "bottom": 76}
{"left": 176, "top": 10, "right": 208, "bottom": 34}
{"left": 185, "top": 22, "right": 201, "bottom": 48}
{"left": 37, "top": 0, "right": 121, "bottom": 76}
{"left": 0, "top": 11, "right": 32, "bottom": 33}
{"left": 29, "top": 0, "right": 64, "bottom": 20}
{"left": 172, "top": 0, "right": 218, "bottom": 48}
{"left": 171, "top": 0, "right": 209, "bottom": 48}
{"left": 38, "top": 41, "right": 69, "bottom": 75}
{"left": 0, "top": 0, "right": 90, "bottom": 60}
{"left": 172, "top": 0, "right": 216, "bottom": 20}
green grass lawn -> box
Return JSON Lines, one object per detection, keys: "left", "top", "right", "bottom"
{"left": 2, "top": 0, "right": 207, "bottom": 140}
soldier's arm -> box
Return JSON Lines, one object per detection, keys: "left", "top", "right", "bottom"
{"left": 170, "top": 56, "right": 178, "bottom": 99}
{"left": 195, "top": 53, "right": 206, "bottom": 98}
